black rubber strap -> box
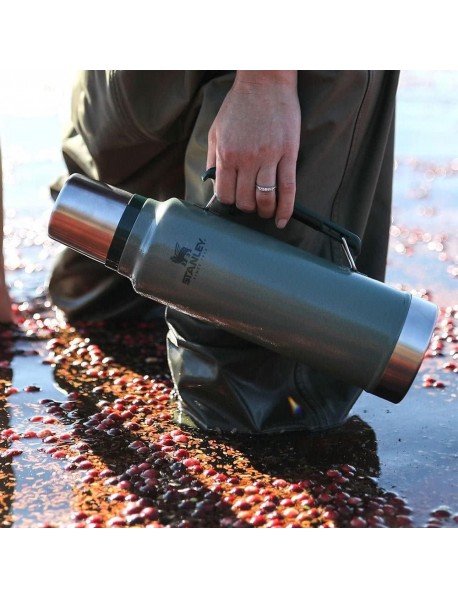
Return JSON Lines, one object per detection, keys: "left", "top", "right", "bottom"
{"left": 106, "top": 194, "right": 148, "bottom": 270}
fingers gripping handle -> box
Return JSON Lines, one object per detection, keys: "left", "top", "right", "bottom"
{"left": 202, "top": 167, "right": 362, "bottom": 270}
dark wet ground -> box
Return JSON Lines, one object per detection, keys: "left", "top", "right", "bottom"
{"left": 0, "top": 71, "right": 457, "bottom": 528}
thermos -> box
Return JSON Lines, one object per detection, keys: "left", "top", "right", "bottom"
{"left": 48, "top": 173, "right": 438, "bottom": 404}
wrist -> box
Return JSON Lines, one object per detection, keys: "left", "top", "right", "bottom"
{"left": 234, "top": 70, "right": 297, "bottom": 90}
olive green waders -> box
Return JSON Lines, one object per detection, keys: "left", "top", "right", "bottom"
{"left": 49, "top": 70, "right": 399, "bottom": 434}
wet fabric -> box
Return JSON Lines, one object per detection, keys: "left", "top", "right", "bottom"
{"left": 49, "top": 70, "right": 399, "bottom": 433}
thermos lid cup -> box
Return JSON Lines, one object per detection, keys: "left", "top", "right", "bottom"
{"left": 48, "top": 174, "right": 134, "bottom": 264}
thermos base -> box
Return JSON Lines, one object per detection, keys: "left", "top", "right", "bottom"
{"left": 370, "top": 295, "right": 438, "bottom": 403}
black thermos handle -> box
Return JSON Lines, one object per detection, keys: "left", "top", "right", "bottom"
{"left": 202, "top": 167, "right": 362, "bottom": 258}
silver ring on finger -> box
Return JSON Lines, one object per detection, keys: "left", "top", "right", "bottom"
{"left": 255, "top": 184, "right": 277, "bottom": 192}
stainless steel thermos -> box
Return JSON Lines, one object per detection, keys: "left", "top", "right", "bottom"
{"left": 48, "top": 174, "right": 438, "bottom": 404}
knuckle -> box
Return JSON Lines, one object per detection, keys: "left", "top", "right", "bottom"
{"left": 280, "top": 179, "right": 296, "bottom": 194}
{"left": 236, "top": 199, "right": 255, "bottom": 212}
{"left": 218, "top": 147, "right": 255, "bottom": 165}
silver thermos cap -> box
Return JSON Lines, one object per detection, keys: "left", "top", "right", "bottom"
{"left": 48, "top": 174, "right": 134, "bottom": 264}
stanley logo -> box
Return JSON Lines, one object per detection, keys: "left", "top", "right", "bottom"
{"left": 170, "top": 238, "right": 207, "bottom": 285}
{"left": 170, "top": 243, "right": 191, "bottom": 266}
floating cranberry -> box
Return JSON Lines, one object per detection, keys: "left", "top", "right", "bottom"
{"left": 395, "top": 515, "right": 413, "bottom": 527}
{"left": 333, "top": 477, "right": 349, "bottom": 485}
{"left": 29, "top": 415, "right": 43, "bottom": 422}
{"left": 246, "top": 494, "right": 262, "bottom": 506}
{"left": 280, "top": 498, "right": 294, "bottom": 507}
{"left": 266, "top": 519, "right": 284, "bottom": 528}
{"left": 44, "top": 446, "right": 59, "bottom": 455}
{"left": 272, "top": 478, "right": 288, "bottom": 488}
{"left": 2, "top": 428, "right": 16, "bottom": 438}
{"left": 3, "top": 448, "right": 23, "bottom": 457}
{"left": 366, "top": 515, "right": 387, "bottom": 527}
{"left": 128, "top": 440, "right": 145, "bottom": 450}
{"left": 341, "top": 464, "right": 356, "bottom": 474}
{"left": 323, "top": 508, "right": 339, "bottom": 520}
{"left": 227, "top": 476, "right": 240, "bottom": 485}
{"left": 288, "top": 483, "right": 303, "bottom": 493}
{"left": 283, "top": 507, "right": 299, "bottom": 518}
{"left": 442, "top": 361, "right": 457, "bottom": 370}
{"left": 159, "top": 413, "right": 172, "bottom": 421}
{"left": 52, "top": 450, "right": 67, "bottom": 459}
{"left": 109, "top": 493, "right": 126, "bottom": 502}
{"left": 125, "top": 493, "right": 139, "bottom": 502}
{"left": 348, "top": 496, "right": 363, "bottom": 506}
{"left": 233, "top": 499, "right": 251, "bottom": 511}
{"left": 77, "top": 460, "right": 94, "bottom": 470}
{"left": 300, "top": 497, "right": 315, "bottom": 508}
{"left": 249, "top": 514, "right": 266, "bottom": 526}
{"left": 125, "top": 422, "right": 140, "bottom": 431}
{"left": 123, "top": 502, "right": 143, "bottom": 516}
{"left": 107, "top": 517, "right": 126, "bottom": 527}
{"left": 75, "top": 441, "right": 90, "bottom": 451}
{"left": 203, "top": 468, "right": 216, "bottom": 477}
{"left": 259, "top": 502, "right": 277, "bottom": 513}
{"left": 141, "top": 507, "right": 159, "bottom": 520}
{"left": 220, "top": 517, "right": 236, "bottom": 527}
{"left": 326, "top": 469, "right": 341, "bottom": 478}
{"left": 350, "top": 517, "right": 367, "bottom": 528}
{"left": 430, "top": 506, "right": 452, "bottom": 518}
{"left": 318, "top": 493, "right": 333, "bottom": 504}
{"left": 172, "top": 434, "right": 187, "bottom": 444}
{"left": 183, "top": 457, "right": 201, "bottom": 468}
{"left": 72, "top": 511, "right": 88, "bottom": 521}
{"left": 86, "top": 514, "right": 104, "bottom": 525}
{"left": 141, "top": 469, "right": 159, "bottom": 480}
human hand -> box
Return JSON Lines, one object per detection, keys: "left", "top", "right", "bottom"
{"left": 206, "top": 71, "right": 301, "bottom": 229}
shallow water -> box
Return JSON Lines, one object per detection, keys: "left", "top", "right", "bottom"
{"left": 0, "top": 70, "right": 457, "bottom": 528}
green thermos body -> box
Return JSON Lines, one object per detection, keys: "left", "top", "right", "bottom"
{"left": 48, "top": 174, "right": 438, "bottom": 404}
